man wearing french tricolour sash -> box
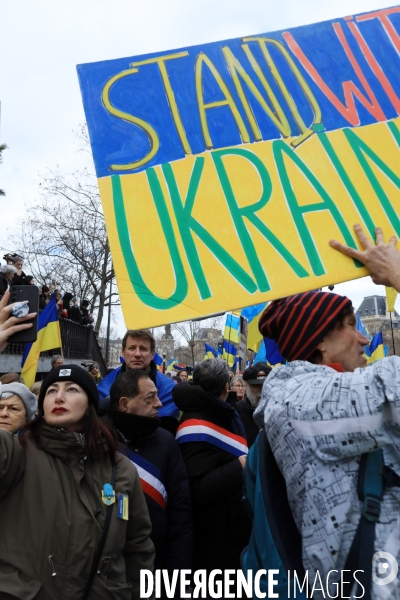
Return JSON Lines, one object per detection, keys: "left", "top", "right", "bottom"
{"left": 107, "top": 369, "right": 192, "bottom": 584}
{"left": 173, "top": 358, "right": 251, "bottom": 576}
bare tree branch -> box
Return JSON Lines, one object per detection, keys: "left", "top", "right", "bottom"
{"left": 10, "top": 128, "right": 119, "bottom": 333}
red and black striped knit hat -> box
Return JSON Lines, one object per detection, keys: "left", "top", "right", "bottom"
{"left": 258, "top": 291, "right": 352, "bottom": 361}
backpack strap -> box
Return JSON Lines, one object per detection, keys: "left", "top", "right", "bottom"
{"left": 343, "top": 450, "right": 384, "bottom": 600}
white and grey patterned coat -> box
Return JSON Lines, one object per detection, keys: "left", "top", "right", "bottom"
{"left": 254, "top": 357, "right": 400, "bottom": 600}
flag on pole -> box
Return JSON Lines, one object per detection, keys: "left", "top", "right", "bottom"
{"left": 224, "top": 313, "right": 240, "bottom": 343}
{"left": 356, "top": 314, "right": 371, "bottom": 359}
{"left": 154, "top": 352, "right": 163, "bottom": 371}
{"left": 356, "top": 313, "right": 370, "bottom": 338}
{"left": 166, "top": 358, "right": 176, "bottom": 371}
{"left": 386, "top": 287, "right": 398, "bottom": 313}
{"left": 21, "top": 296, "right": 62, "bottom": 388}
{"left": 368, "top": 331, "right": 385, "bottom": 364}
{"left": 204, "top": 343, "right": 218, "bottom": 360}
{"left": 222, "top": 340, "right": 237, "bottom": 367}
{"left": 241, "top": 302, "right": 267, "bottom": 353}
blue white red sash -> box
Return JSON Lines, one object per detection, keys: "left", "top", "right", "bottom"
{"left": 128, "top": 450, "right": 167, "bottom": 510}
{"left": 176, "top": 419, "right": 248, "bottom": 457}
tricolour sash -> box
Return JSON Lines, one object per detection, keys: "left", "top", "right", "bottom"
{"left": 128, "top": 450, "right": 167, "bottom": 510}
{"left": 176, "top": 419, "right": 248, "bottom": 457}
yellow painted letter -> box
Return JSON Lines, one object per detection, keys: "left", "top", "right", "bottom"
{"left": 131, "top": 52, "right": 192, "bottom": 155}
{"left": 195, "top": 52, "right": 250, "bottom": 149}
{"left": 243, "top": 37, "right": 322, "bottom": 146}
{"left": 102, "top": 68, "right": 160, "bottom": 171}
{"left": 222, "top": 46, "right": 291, "bottom": 140}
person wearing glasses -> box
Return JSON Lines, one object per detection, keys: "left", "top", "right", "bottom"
{"left": 230, "top": 376, "right": 245, "bottom": 402}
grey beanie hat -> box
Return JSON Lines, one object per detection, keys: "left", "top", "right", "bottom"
{"left": 0, "top": 382, "right": 37, "bottom": 421}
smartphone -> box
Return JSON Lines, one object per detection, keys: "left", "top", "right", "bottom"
{"left": 7, "top": 285, "right": 39, "bottom": 344}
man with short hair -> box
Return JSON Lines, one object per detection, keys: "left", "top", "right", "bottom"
{"left": 236, "top": 362, "right": 271, "bottom": 447}
{"left": 254, "top": 225, "right": 400, "bottom": 599}
{"left": 173, "top": 358, "right": 251, "bottom": 574}
{"left": 108, "top": 370, "right": 192, "bottom": 578}
{"left": 98, "top": 329, "right": 179, "bottom": 433}
{"left": 50, "top": 355, "right": 63, "bottom": 369}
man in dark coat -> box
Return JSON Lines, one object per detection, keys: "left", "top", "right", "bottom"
{"left": 236, "top": 362, "right": 271, "bottom": 448}
{"left": 108, "top": 369, "right": 192, "bottom": 579}
{"left": 173, "top": 358, "right": 251, "bottom": 574}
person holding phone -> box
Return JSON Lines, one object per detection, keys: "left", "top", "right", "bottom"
{"left": 0, "top": 364, "right": 155, "bottom": 598}
{"left": 0, "top": 290, "right": 36, "bottom": 352}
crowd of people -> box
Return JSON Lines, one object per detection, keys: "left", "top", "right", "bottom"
{"left": 0, "top": 224, "right": 399, "bottom": 599}
{"left": 0, "top": 252, "right": 95, "bottom": 326}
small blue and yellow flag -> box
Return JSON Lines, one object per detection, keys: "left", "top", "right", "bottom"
{"left": 224, "top": 313, "right": 240, "bottom": 344}
{"left": 241, "top": 303, "right": 267, "bottom": 353}
{"left": 368, "top": 331, "right": 385, "bottom": 364}
{"left": 204, "top": 343, "right": 218, "bottom": 360}
{"left": 356, "top": 313, "right": 371, "bottom": 360}
{"left": 166, "top": 358, "right": 176, "bottom": 371}
{"left": 21, "top": 296, "right": 62, "bottom": 388}
{"left": 222, "top": 340, "right": 237, "bottom": 367}
{"left": 154, "top": 352, "right": 164, "bottom": 371}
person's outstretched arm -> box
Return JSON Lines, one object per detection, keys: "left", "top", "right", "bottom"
{"left": 329, "top": 224, "right": 400, "bottom": 290}
{"left": 0, "top": 290, "right": 36, "bottom": 353}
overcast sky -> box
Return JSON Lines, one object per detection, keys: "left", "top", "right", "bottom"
{"left": 1, "top": 0, "right": 399, "bottom": 336}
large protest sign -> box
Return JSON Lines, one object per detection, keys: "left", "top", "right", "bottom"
{"left": 78, "top": 6, "right": 400, "bottom": 329}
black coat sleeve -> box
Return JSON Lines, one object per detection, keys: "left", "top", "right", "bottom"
{"left": 165, "top": 438, "right": 193, "bottom": 571}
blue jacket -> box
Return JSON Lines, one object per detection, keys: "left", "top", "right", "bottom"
{"left": 98, "top": 362, "right": 179, "bottom": 419}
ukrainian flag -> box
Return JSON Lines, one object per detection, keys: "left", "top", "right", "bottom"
{"left": 222, "top": 340, "right": 237, "bottom": 367}
{"left": 356, "top": 314, "right": 371, "bottom": 360}
{"left": 154, "top": 352, "right": 163, "bottom": 371}
{"left": 204, "top": 343, "right": 218, "bottom": 360}
{"left": 21, "top": 295, "right": 62, "bottom": 388}
{"left": 368, "top": 331, "right": 385, "bottom": 364}
{"left": 224, "top": 313, "right": 240, "bottom": 343}
{"left": 166, "top": 358, "right": 177, "bottom": 371}
{"left": 241, "top": 303, "right": 267, "bottom": 353}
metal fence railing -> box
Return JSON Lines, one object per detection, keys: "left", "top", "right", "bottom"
{"left": 1, "top": 318, "right": 101, "bottom": 363}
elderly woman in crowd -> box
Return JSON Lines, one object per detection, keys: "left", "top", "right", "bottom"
{"left": 0, "top": 264, "right": 17, "bottom": 299}
{"left": 0, "top": 362, "right": 155, "bottom": 598}
{"left": 230, "top": 375, "right": 245, "bottom": 401}
{"left": 0, "top": 382, "right": 37, "bottom": 434}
